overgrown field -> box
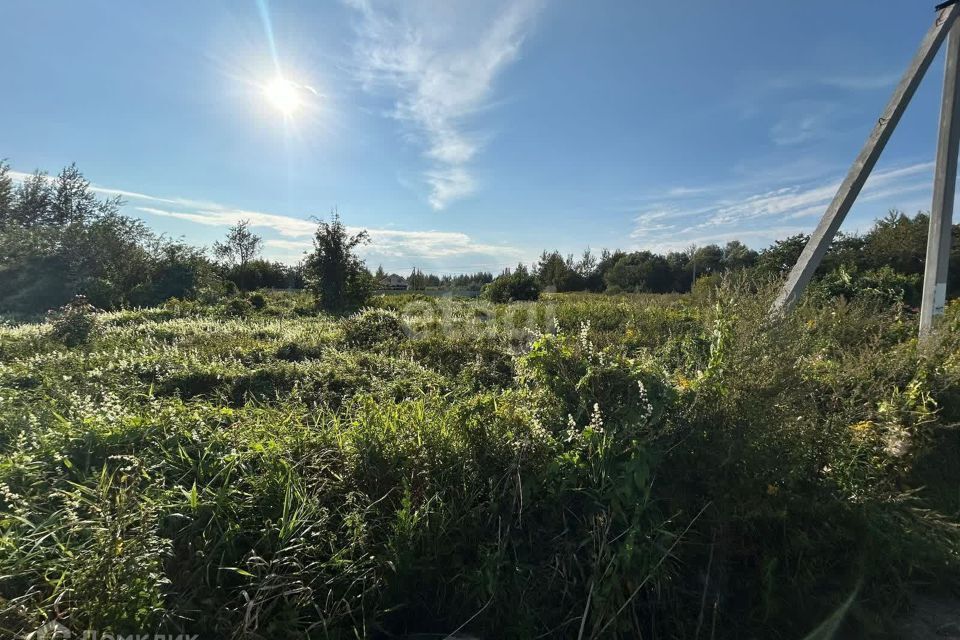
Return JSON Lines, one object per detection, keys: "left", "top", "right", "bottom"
{"left": 2, "top": 287, "right": 960, "bottom": 638}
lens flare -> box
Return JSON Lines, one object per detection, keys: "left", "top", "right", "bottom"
{"left": 263, "top": 77, "right": 302, "bottom": 116}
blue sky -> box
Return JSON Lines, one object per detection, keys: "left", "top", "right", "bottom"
{"left": 0, "top": 1, "right": 951, "bottom": 274}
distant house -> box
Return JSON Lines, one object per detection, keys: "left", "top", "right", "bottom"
{"left": 379, "top": 274, "right": 409, "bottom": 291}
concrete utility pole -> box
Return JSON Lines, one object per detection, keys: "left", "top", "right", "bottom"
{"left": 920, "top": 16, "right": 960, "bottom": 335}
{"left": 770, "top": 2, "right": 960, "bottom": 329}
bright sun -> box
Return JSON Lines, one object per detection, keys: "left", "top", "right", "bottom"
{"left": 263, "top": 77, "right": 302, "bottom": 116}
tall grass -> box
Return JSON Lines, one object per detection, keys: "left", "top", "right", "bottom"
{"left": 0, "top": 286, "right": 958, "bottom": 637}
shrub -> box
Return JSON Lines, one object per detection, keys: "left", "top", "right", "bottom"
{"left": 47, "top": 295, "right": 100, "bottom": 347}
{"left": 342, "top": 308, "right": 408, "bottom": 348}
{"left": 249, "top": 292, "right": 268, "bottom": 310}
{"left": 275, "top": 341, "right": 326, "bottom": 362}
{"left": 815, "top": 264, "right": 922, "bottom": 307}
{"left": 225, "top": 297, "right": 253, "bottom": 317}
{"left": 519, "top": 321, "right": 671, "bottom": 428}
{"left": 405, "top": 333, "right": 514, "bottom": 389}
{"left": 691, "top": 272, "right": 723, "bottom": 300}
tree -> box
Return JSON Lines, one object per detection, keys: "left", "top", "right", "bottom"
{"left": 692, "top": 244, "right": 724, "bottom": 276}
{"left": 214, "top": 220, "right": 262, "bottom": 268}
{"left": 591, "top": 249, "right": 626, "bottom": 292}
{"left": 224, "top": 259, "right": 303, "bottom": 291}
{"left": 860, "top": 211, "right": 928, "bottom": 274}
{"left": 304, "top": 212, "right": 374, "bottom": 312}
{"left": 214, "top": 220, "right": 263, "bottom": 291}
{"left": 722, "top": 240, "right": 758, "bottom": 271}
{"left": 822, "top": 232, "right": 866, "bottom": 273}
{"left": 577, "top": 248, "right": 605, "bottom": 292}
{"left": 408, "top": 267, "right": 427, "bottom": 290}
{"left": 50, "top": 163, "right": 105, "bottom": 225}
{"left": 138, "top": 242, "right": 218, "bottom": 305}
{"left": 576, "top": 248, "right": 597, "bottom": 276}
{"left": 0, "top": 159, "right": 221, "bottom": 314}
{"left": 0, "top": 160, "right": 13, "bottom": 225}
{"left": 536, "top": 250, "right": 582, "bottom": 292}
{"left": 756, "top": 234, "right": 810, "bottom": 276}
{"left": 483, "top": 264, "right": 541, "bottom": 302}
{"left": 12, "top": 170, "right": 52, "bottom": 227}
{"left": 604, "top": 251, "right": 672, "bottom": 293}
{"left": 444, "top": 271, "right": 493, "bottom": 291}
{"left": 665, "top": 251, "right": 690, "bottom": 292}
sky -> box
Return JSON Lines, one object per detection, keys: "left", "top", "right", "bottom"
{"left": 0, "top": 0, "right": 953, "bottom": 274}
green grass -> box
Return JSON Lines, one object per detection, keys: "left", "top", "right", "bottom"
{"left": 1, "top": 287, "right": 959, "bottom": 638}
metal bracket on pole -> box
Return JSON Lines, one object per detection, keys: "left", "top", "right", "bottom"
{"left": 770, "top": 3, "right": 960, "bottom": 317}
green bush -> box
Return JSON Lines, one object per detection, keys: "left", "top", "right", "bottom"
{"left": 248, "top": 292, "right": 268, "bottom": 310}
{"left": 405, "top": 333, "right": 514, "bottom": 389}
{"left": 815, "top": 264, "right": 922, "bottom": 307}
{"left": 275, "top": 341, "right": 326, "bottom": 361}
{"left": 691, "top": 272, "right": 722, "bottom": 300}
{"left": 46, "top": 295, "right": 100, "bottom": 347}
{"left": 225, "top": 297, "right": 253, "bottom": 317}
{"left": 342, "top": 308, "right": 408, "bottom": 348}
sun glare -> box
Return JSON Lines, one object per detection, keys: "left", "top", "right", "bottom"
{"left": 263, "top": 76, "right": 302, "bottom": 116}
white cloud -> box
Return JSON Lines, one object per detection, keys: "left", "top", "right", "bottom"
{"left": 424, "top": 166, "right": 476, "bottom": 211}
{"left": 136, "top": 206, "right": 317, "bottom": 237}
{"left": 9, "top": 169, "right": 229, "bottom": 213}
{"left": 629, "top": 161, "right": 934, "bottom": 252}
{"left": 819, "top": 72, "right": 900, "bottom": 91}
{"left": 703, "top": 161, "right": 933, "bottom": 227}
{"left": 769, "top": 102, "right": 837, "bottom": 146}
{"left": 630, "top": 210, "right": 676, "bottom": 236}
{"left": 137, "top": 202, "right": 521, "bottom": 265}
{"left": 666, "top": 186, "right": 711, "bottom": 197}
{"left": 769, "top": 71, "right": 901, "bottom": 93}
{"left": 347, "top": 0, "right": 542, "bottom": 210}
{"left": 366, "top": 228, "right": 521, "bottom": 259}
{"left": 8, "top": 170, "right": 40, "bottom": 183}
{"left": 8, "top": 165, "right": 526, "bottom": 270}
{"left": 770, "top": 113, "right": 823, "bottom": 146}
{"left": 265, "top": 227, "right": 522, "bottom": 263}
{"left": 138, "top": 202, "right": 519, "bottom": 258}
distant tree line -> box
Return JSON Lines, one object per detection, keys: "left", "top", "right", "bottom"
{"left": 484, "top": 214, "right": 960, "bottom": 303}
{"left": 0, "top": 161, "right": 219, "bottom": 314}
{"left": 213, "top": 220, "right": 305, "bottom": 291}
{"left": 2, "top": 159, "right": 958, "bottom": 314}
{"left": 0, "top": 160, "right": 306, "bottom": 315}
{"left": 372, "top": 265, "right": 494, "bottom": 292}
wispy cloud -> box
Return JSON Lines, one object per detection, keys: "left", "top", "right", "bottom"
{"left": 265, "top": 228, "right": 523, "bottom": 261}
{"left": 769, "top": 71, "right": 901, "bottom": 93}
{"left": 9, "top": 170, "right": 229, "bottom": 214}
{"left": 9, "top": 166, "right": 526, "bottom": 269}
{"left": 346, "top": 0, "right": 542, "bottom": 209}
{"left": 137, "top": 206, "right": 316, "bottom": 238}
{"left": 768, "top": 101, "right": 844, "bottom": 147}
{"left": 629, "top": 161, "right": 934, "bottom": 253}
{"left": 138, "top": 203, "right": 521, "bottom": 263}
{"left": 819, "top": 72, "right": 900, "bottom": 91}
